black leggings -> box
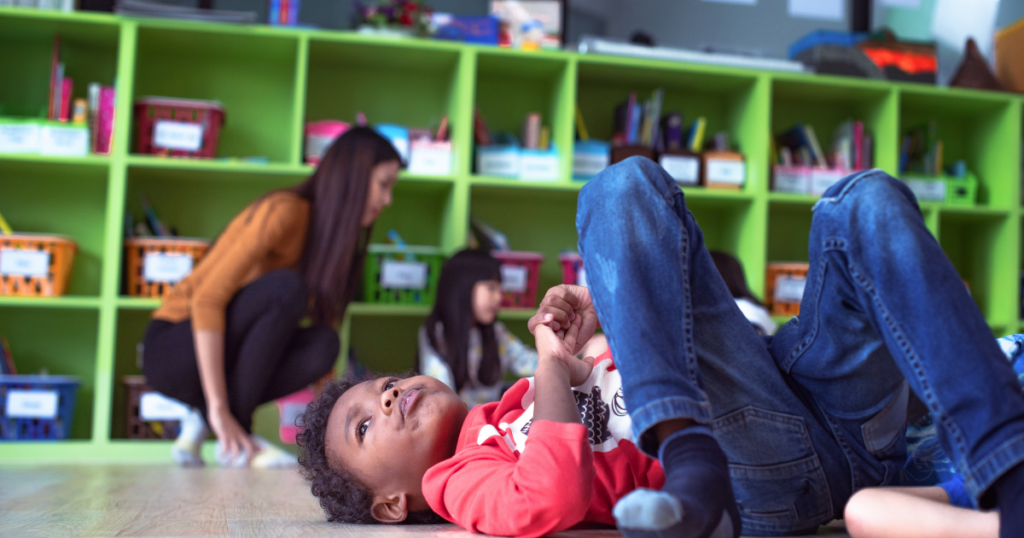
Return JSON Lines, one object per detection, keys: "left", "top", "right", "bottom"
{"left": 142, "top": 269, "right": 339, "bottom": 432}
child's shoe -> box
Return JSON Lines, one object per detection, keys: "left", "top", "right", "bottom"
{"left": 171, "top": 408, "right": 208, "bottom": 467}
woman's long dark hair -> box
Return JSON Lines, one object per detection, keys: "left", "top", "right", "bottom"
{"left": 424, "top": 250, "right": 503, "bottom": 393}
{"left": 709, "top": 250, "right": 760, "bottom": 305}
{"left": 290, "top": 127, "right": 401, "bottom": 326}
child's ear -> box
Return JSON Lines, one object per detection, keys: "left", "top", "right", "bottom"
{"left": 370, "top": 492, "right": 409, "bottom": 524}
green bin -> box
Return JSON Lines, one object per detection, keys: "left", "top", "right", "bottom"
{"left": 363, "top": 244, "right": 445, "bottom": 305}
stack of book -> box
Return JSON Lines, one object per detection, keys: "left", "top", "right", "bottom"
{"left": 773, "top": 120, "right": 872, "bottom": 196}
{"left": 900, "top": 120, "right": 942, "bottom": 176}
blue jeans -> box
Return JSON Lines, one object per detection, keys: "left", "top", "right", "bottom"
{"left": 577, "top": 157, "right": 1024, "bottom": 535}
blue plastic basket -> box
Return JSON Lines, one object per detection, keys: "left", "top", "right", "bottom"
{"left": 0, "top": 375, "right": 80, "bottom": 441}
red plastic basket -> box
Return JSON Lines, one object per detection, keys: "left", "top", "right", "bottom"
{"left": 134, "top": 97, "right": 225, "bottom": 159}
{"left": 492, "top": 251, "right": 544, "bottom": 309}
{"left": 558, "top": 252, "right": 586, "bottom": 287}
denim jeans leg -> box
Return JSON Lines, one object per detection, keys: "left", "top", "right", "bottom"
{"left": 772, "top": 169, "right": 1024, "bottom": 508}
{"left": 578, "top": 157, "right": 843, "bottom": 534}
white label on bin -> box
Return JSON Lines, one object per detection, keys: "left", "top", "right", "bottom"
{"left": 6, "top": 390, "right": 59, "bottom": 419}
{"left": 706, "top": 159, "right": 745, "bottom": 185}
{"left": 774, "top": 276, "right": 807, "bottom": 304}
{"left": 139, "top": 392, "right": 189, "bottom": 421}
{"left": 905, "top": 179, "right": 946, "bottom": 201}
{"left": 144, "top": 252, "right": 194, "bottom": 283}
{"left": 0, "top": 123, "right": 40, "bottom": 154}
{"left": 573, "top": 151, "right": 609, "bottom": 178}
{"left": 501, "top": 265, "right": 529, "bottom": 293}
{"left": 660, "top": 155, "right": 700, "bottom": 185}
{"left": 810, "top": 169, "right": 847, "bottom": 195}
{"left": 40, "top": 125, "right": 89, "bottom": 157}
{"left": 0, "top": 249, "right": 50, "bottom": 277}
{"left": 380, "top": 260, "right": 428, "bottom": 289}
{"left": 153, "top": 120, "right": 204, "bottom": 152}
{"left": 577, "top": 267, "right": 588, "bottom": 288}
{"left": 774, "top": 168, "right": 810, "bottom": 194}
{"left": 408, "top": 143, "right": 452, "bottom": 176}
{"left": 519, "top": 153, "right": 560, "bottom": 182}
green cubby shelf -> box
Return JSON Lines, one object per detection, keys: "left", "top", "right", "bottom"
{"left": 0, "top": 6, "right": 1020, "bottom": 462}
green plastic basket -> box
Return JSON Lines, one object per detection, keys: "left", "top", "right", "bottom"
{"left": 363, "top": 244, "right": 445, "bottom": 305}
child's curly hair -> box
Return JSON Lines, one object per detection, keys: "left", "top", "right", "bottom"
{"left": 296, "top": 378, "right": 445, "bottom": 524}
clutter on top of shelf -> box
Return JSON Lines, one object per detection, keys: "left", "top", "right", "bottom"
{"left": 475, "top": 110, "right": 558, "bottom": 181}
{"left": 432, "top": 13, "right": 500, "bottom": 45}
{"left": 772, "top": 120, "right": 872, "bottom": 196}
{"left": 578, "top": 37, "right": 805, "bottom": 73}
{"left": 489, "top": 0, "right": 562, "bottom": 50}
{"left": 356, "top": 0, "right": 435, "bottom": 38}
{"left": 790, "top": 29, "right": 937, "bottom": 84}
{"left": 114, "top": 0, "right": 257, "bottom": 23}
{"left": 268, "top": 0, "right": 301, "bottom": 26}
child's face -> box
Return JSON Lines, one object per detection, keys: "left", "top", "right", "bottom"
{"left": 472, "top": 279, "right": 503, "bottom": 325}
{"left": 325, "top": 374, "right": 468, "bottom": 522}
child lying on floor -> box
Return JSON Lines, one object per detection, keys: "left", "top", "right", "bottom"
{"left": 843, "top": 334, "right": 1024, "bottom": 538}
{"left": 298, "top": 160, "right": 1024, "bottom": 538}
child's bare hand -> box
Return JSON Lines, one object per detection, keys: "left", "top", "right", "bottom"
{"left": 529, "top": 284, "right": 598, "bottom": 355}
{"left": 534, "top": 315, "right": 596, "bottom": 387}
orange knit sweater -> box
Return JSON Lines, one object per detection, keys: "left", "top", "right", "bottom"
{"left": 153, "top": 191, "right": 310, "bottom": 332}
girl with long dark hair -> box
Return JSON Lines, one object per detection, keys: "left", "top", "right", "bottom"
{"left": 142, "top": 127, "right": 401, "bottom": 467}
{"left": 418, "top": 249, "right": 538, "bottom": 408}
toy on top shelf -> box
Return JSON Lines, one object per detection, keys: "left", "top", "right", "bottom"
{"left": 355, "top": 0, "right": 435, "bottom": 38}
{"left": 489, "top": 0, "right": 562, "bottom": 50}
{"left": 899, "top": 120, "right": 978, "bottom": 206}
{"left": 475, "top": 110, "right": 559, "bottom": 182}
{"left": 772, "top": 120, "right": 872, "bottom": 196}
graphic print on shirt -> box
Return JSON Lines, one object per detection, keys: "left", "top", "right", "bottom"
{"left": 480, "top": 359, "right": 635, "bottom": 454}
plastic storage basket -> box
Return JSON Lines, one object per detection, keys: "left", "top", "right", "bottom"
{"left": 124, "top": 237, "right": 210, "bottom": 298}
{"left": 0, "top": 375, "right": 79, "bottom": 441}
{"left": 493, "top": 251, "right": 544, "bottom": 309}
{"left": 134, "top": 97, "right": 225, "bottom": 159}
{"left": 122, "top": 376, "right": 185, "bottom": 439}
{"left": 559, "top": 252, "right": 586, "bottom": 287}
{"left": 765, "top": 262, "right": 810, "bottom": 316}
{"left": 276, "top": 388, "right": 314, "bottom": 444}
{"left": 363, "top": 244, "right": 445, "bottom": 305}
{"left": 0, "top": 234, "right": 77, "bottom": 297}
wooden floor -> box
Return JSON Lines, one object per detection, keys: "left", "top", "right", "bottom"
{"left": 0, "top": 465, "right": 851, "bottom": 537}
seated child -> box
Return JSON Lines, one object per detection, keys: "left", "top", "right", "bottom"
{"left": 418, "top": 249, "right": 539, "bottom": 408}
{"left": 299, "top": 159, "right": 1024, "bottom": 538}
{"left": 842, "top": 333, "right": 1024, "bottom": 538}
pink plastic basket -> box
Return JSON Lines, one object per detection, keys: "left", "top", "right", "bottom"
{"left": 559, "top": 252, "right": 586, "bottom": 287}
{"left": 492, "top": 250, "right": 544, "bottom": 309}
{"left": 275, "top": 388, "right": 314, "bottom": 444}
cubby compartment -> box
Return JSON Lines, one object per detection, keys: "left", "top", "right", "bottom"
{"left": 767, "top": 200, "right": 813, "bottom": 264}
{"left": 132, "top": 27, "right": 300, "bottom": 163}
{"left": 937, "top": 210, "right": 1017, "bottom": 325}
{"left": 368, "top": 179, "right": 454, "bottom": 248}
{"left": 348, "top": 313, "right": 427, "bottom": 375}
{"left": 899, "top": 89, "right": 1019, "bottom": 208}
{"left": 472, "top": 51, "right": 571, "bottom": 181}
{"left": 0, "top": 159, "right": 108, "bottom": 297}
{"left": 576, "top": 58, "right": 765, "bottom": 190}
{"left": 306, "top": 39, "right": 463, "bottom": 175}
{"left": 0, "top": 13, "right": 119, "bottom": 119}
{"left": 771, "top": 77, "right": 897, "bottom": 174}
{"left": 0, "top": 306, "right": 98, "bottom": 440}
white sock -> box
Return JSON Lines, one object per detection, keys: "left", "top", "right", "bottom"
{"left": 171, "top": 408, "right": 208, "bottom": 467}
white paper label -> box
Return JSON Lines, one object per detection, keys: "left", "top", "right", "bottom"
{"left": 0, "top": 248, "right": 50, "bottom": 277}
{"left": 139, "top": 392, "right": 190, "bottom": 421}
{"left": 153, "top": 120, "right": 204, "bottom": 151}
{"left": 810, "top": 169, "right": 847, "bottom": 195}
{"left": 6, "top": 390, "right": 59, "bottom": 419}
{"left": 39, "top": 125, "right": 89, "bottom": 157}
{"left": 478, "top": 150, "right": 519, "bottom": 177}
{"left": 408, "top": 144, "right": 452, "bottom": 176}
{"left": 573, "top": 151, "right": 609, "bottom": 178}
{"left": 660, "top": 155, "right": 700, "bottom": 184}
{"left": 905, "top": 179, "right": 947, "bottom": 201}
{"left": 577, "top": 266, "right": 588, "bottom": 288}
{"left": 774, "top": 276, "right": 807, "bottom": 303}
{"left": 774, "top": 168, "right": 810, "bottom": 194}
{"left": 0, "top": 123, "right": 40, "bottom": 154}
{"left": 706, "top": 159, "right": 745, "bottom": 185}
{"left": 519, "top": 153, "right": 559, "bottom": 182}
{"left": 501, "top": 264, "right": 529, "bottom": 293}
{"left": 143, "top": 252, "right": 194, "bottom": 283}
{"left": 380, "top": 260, "right": 428, "bottom": 289}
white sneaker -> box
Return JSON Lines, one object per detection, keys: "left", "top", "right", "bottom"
{"left": 215, "top": 434, "right": 298, "bottom": 468}
{"left": 171, "top": 408, "right": 208, "bottom": 467}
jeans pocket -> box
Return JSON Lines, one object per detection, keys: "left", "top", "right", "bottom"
{"left": 713, "top": 407, "right": 833, "bottom": 536}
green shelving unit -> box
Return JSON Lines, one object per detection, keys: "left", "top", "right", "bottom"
{"left": 0, "top": 6, "right": 1021, "bottom": 462}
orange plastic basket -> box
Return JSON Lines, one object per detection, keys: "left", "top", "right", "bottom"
{"left": 0, "top": 234, "right": 77, "bottom": 297}
{"left": 124, "top": 237, "right": 209, "bottom": 298}
{"left": 765, "top": 262, "right": 810, "bottom": 316}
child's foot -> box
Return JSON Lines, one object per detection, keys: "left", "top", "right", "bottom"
{"left": 215, "top": 435, "right": 298, "bottom": 468}
{"left": 170, "top": 408, "right": 208, "bottom": 467}
{"left": 613, "top": 427, "right": 740, "bottom": 538}
{"left": 995, "top": 461, "right": 1024, "bottom": 538}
